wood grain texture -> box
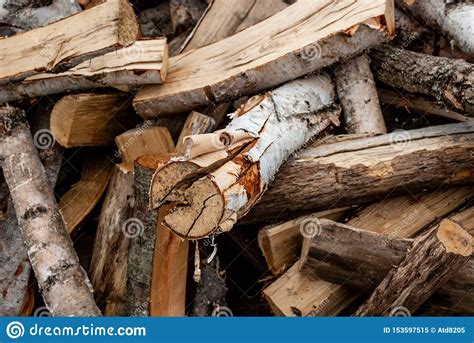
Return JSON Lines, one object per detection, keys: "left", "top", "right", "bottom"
{"left": 0, "top": 0, "right": 139, "bottom": 84}
{"left": 134, "top": 0, "right": 394, "bottom": 117}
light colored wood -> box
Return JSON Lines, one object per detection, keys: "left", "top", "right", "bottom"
{"left": 115, "top": 127, "right": 175, "bottom": 164}
{"left": 258, "top": 207, "right": 350, "bottom": 275}
{"left": 134, "top": 0, "right": 394, "bottom": 117}
{"left": 263, "top": 186, "right": 474, "bottom": 316}
{"left": 150, "top": 111, "right": 215, "bottom": 316}
{"left": 50, "top": 93, "right": 137, "bottom": 148}
{"left": 0, "top": 40, "right": 169, "bottom": 104}
{"left": 59, "top": 153, "right": 114, "bottom": 235}
{"left": 377, "top": 89, "right": 471, "bottom": 123}
{"left": 0, "top": 0, "right": 139, "bottom": 84}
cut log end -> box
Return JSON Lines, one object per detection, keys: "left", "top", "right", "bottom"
{"left": 117, "top": 0, "right": 140, "bottom": 47}
{"left": 437, "top": 219, "right": 473, "bottom": 257}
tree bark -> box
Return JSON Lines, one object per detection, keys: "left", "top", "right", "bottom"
{"left": 303, "top": 219, "right": 474, "bottom": 314}
{"left": 133, "top": 0, "right": 394, "bottom": 117}
{"left": 335, "top": 54, "right": 387, "bottom": 134}
{"left": 248, "top": 122, "right": 474, "bottom": 223}
{"left": 0, "top": 106, "right": 100, "bottom": 316}
{"left": 370, "top": 45, "right": 474, "bottom": 114}
{"left": 150, "top": 75, "right": 340, "bottom": 239}
{"left": 396, "top": 0, "right": 474, "bottom": 55}
{"left": 355, "top": 219, "right": 472, "bottom": 316}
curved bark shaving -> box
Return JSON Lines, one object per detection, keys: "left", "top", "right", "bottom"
{"left": 150, "top": 75, "right": 340, "bottom": 239}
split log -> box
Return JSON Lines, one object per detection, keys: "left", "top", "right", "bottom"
{"left": 262, "top": 186, "right": 474, "bottom": 316}
{"left": 150, "top": 111, "right": 216, "bottom": 316}
{"left": 258, "top": 207, "right": 350, "bottom": 275}
{"left": 0, "top": 0, "right": 139, "bottom": 84}
{"left": 0, "top": 106, "right": 100, "bottom": 316}
{"left": 355, "top": 219, "right": 472, "bottom": 316}
{"left": 396, "top": 0, "right": 474, "bottom": 55}
{"left": 150, "top": 74, "right": 340, "bottom": 239}
{"left": 303, "top": 219, "right": 474, "bottom": 314}
{"left": 133, "top": 0, "right": 394, "bottom": 117}
{"left": 59, "top": 152, "right": 113, "bottom": 235}
{"left": 0, "top": 40, "right": 169, "bottom": 104}
{"left": 90, "top": 125, "right": 174, "bottom": 316}
{"left": 378, "top": 89, "right": 471, "bottom": 123}
{"left": 248, "top": 122, "right": 474, "bottom": 222}
{"left": 370, "top": 45, "right": 474, "bottom": 114}
{"left": 335, "top": 54, "right": 387, "bottom": 134}
{"left": 50, "top": 93, "right": 139, "bottom": 148}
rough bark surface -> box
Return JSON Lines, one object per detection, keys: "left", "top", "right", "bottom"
{"left": 0, "top": 106, "right": 100, "bottom": 316}
{"left": 355, "top": 219, "right": 472, "bottom": 316}
{"left": 370, "top": 45, "right": 474, "bottom": 114}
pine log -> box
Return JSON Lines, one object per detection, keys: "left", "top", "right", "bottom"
{"left": 248, "top": 122, "right": 474, "bottom": 222}
{"left": 150, "top": 111, "right": 215, "bottom": 316}
{"left": 355, "top": 219, "right": 472, "bottom": 316}
{"left": 133, "top": 0, "right": 394, "bottom": 117}
{"left": 0, "top": 0, "right": 139, "bottom": 84}
{"left": 0, "top": 40, "right": 169, "bottom": 104}
{"left": 150, "top": 75, "right": 340, "bottom": 239}
{"left": 396, "top": 0, "right": 474, "bottom": 55}
{"left": 50, "top": 93, "right": 139, "bottom": 148}
{"left": 303, "top": 218, "right": 474, "bottom": 314}
{"left": 335, "top": 54, "right": 387, "bottom": 134}
{"left": 0, "top": 106, "right": 100, "bottom": 316}
{"left": 370, "top": 45, "right": 474, "bottom": 114}
{"left": 262, "top": 185, "right": 473, "bottom": 316}
{"left": 377, "top": 89, "right": 471, "bottom": 123}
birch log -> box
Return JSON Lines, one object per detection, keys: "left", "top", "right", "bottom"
{"left": 335, "top": 54, "right": 387, "bottom": 134}
{"left": 248, "top": 122, "right": 474, "bottom": 222}
{"left": 370, "top": 45, "right": 474, "bottom": 115}
{"left": 355, "top": 219, "right": 472, "bottom": 316}
{"left": 396, "top": 0, "right": 474, "bottom": 56}
{"left": 150, "top": 74, "right": 340, "bottom": 239}
{"left": 133, "top": 0, "right": 394, "bottom": 117}
{"left": 0, "top": 106, "right": 100, "bottom": 316}
{"left": 0, "top": 0, "right": 139, "bottom": 84}
{"left": 303, "top": 219, "right": 474, "bottom": 314}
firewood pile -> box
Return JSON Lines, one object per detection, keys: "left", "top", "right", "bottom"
{"left": 0, "top": 0, "right": 473, "bottom": 317}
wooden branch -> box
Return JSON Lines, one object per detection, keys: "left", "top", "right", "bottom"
{"left": 370, "top": 45, "right": 474, "bottom": 114}
{"left": 150, "top": 111, "right": 215, "bottom": 317}
{"left": 335, "top": 54, "right": 387, "bottom": 134}
{"left": 262, "top": 186, "right": 473, "bottom": 316}
{"left": 0, "top": 40, "right": 169, "bottom": 104}
{"left": 303, "top": 218, "right": 474, "bottom": 314}
{"left": 0, "top": 0, "right": 139, "bottom": 84}
{"left": 396, "top": 0, "right": 474, "bottom": 55}
{"left": 133, "top": 0, "right": 394, "bottom": 117}
{"left": 377, "top": 89, "right": 471, "bottom": 123}
{"left": 258, "top": 207, "right": 350, "bottom": 275}
{"left": 355, "top": 219, "right": 472, "bottom": 316}
{"left": 248, "top": 122, "right": 474, "bottom": 222}
{"left": 150, "top": 75, "right": 340, "bottom": 239}
{"left": 51, "top": 93, "right": 138, "bottom": 148}
{"left": 0, "top": 106, "right": 100, "bottom": 316}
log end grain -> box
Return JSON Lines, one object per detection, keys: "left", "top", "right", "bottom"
{"left": 437, "top": 219, "right": 472, "bottom": 257}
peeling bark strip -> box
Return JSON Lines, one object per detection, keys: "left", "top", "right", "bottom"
{"left": 370, "top": 45, "right": 474, "bottom": 115}
{"left": 396, "top": 0, "right": 474, "bottom": 55}
{"left": 303, "top": 219, "right": 474, "bottom": 314}
{"left": 355, "top": 219, "right": 472, "bottom": 316}
{"left": 248, "top": 122, "right": 474, "bottom": 222}
{"left": 335, "top": 54, "right": 387, "bottom": 134}
{"left": 133, "top": 0, "right": 394, "bottom": 117}
{"left": 0, "top": 106, "right": 100, "bottom": 316}
{"left": 0, "top": 0, "right": 139, "bottom": 84}
{"left": 0, "top": 40, "right": 169, "bottom": 104}
{"left": 150, "top": 75, "right": 340, "bottom": 239}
